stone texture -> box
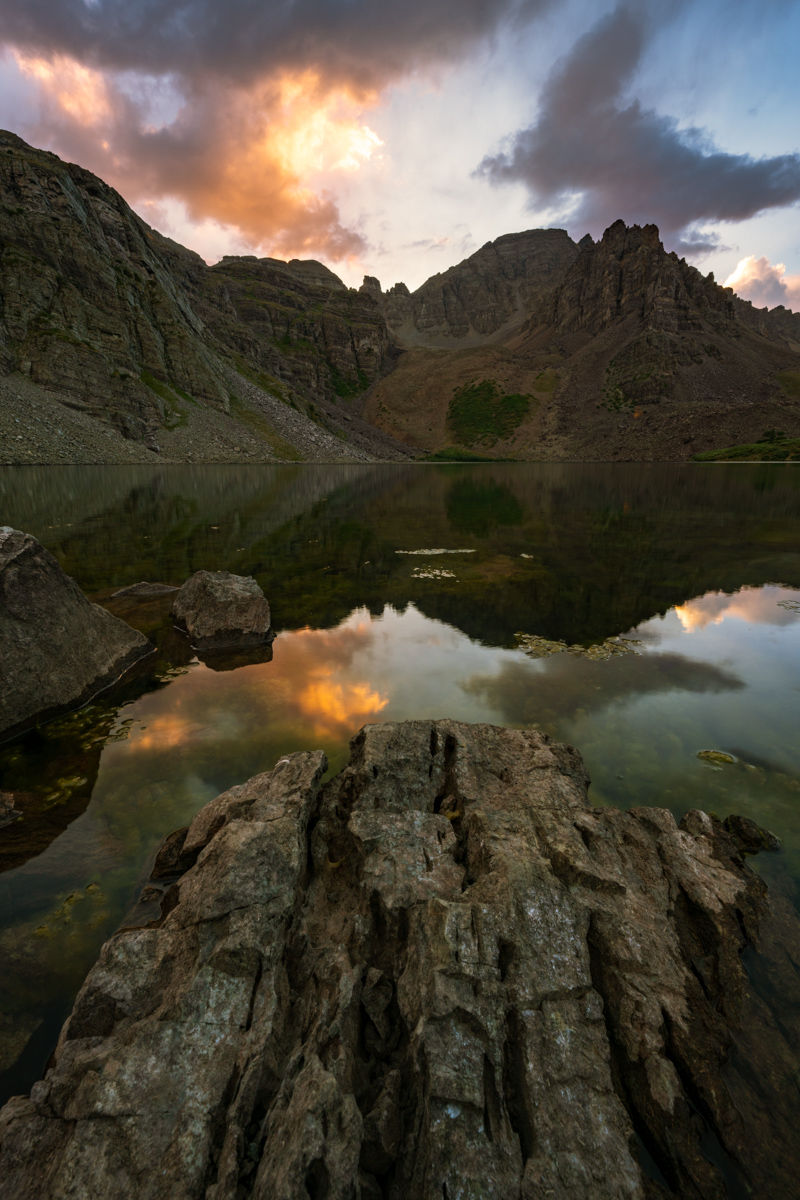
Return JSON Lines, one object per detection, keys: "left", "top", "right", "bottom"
{"left": 1, "top": 720, "right": 798, "bottom": 1199}
{"left": 0, "top": 527, "right": 153, "bottom": 738}
{"left": 366, "top": 229, "right": 579, "bottom": 346}
{"left": 0, "top": 131, "right": 399, "bottom": 460}
{"left": 172, "top": 569, "right": 271, "bottom": 648}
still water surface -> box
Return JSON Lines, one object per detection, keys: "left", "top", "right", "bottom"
{"left": 1, "top": 462, "right": 799, "bottom": 1104}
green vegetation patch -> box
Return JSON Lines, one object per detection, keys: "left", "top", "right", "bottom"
{"left": 533, "top": 368, "right": 559, "bottom": 394}
{"left": 330, "top": 365, "right": 369, "bottom": 399}
{"left": 140, "top": 370, "right": 195, "bottom": 429}
{"left": 693, "top": 430, "right": 800, "bottom": 462}
{"left": 447, "top": 379, "right": 531, "bottom": 447}
{"left": 427, "top": 448, "right": 505, "bottom": 462}
{"left": 776, "top": 370, "right": 800, "bottom": 400}
{"left": 229, "top": 395, "right": 301, "bottom": 461}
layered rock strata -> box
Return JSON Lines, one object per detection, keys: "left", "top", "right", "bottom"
{"left": 1, "top": 720, "right": 798, "bottom": 1199}
{"left": 0, "top": 131, "right": 403, "bottom": 461}
{"left": 0, "top": 527, "right": 152, "bottom": 738}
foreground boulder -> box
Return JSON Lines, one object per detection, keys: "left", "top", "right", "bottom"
{"left": 1, "top": 721, "right": 798, "bottom": 1199}
{"left": 172, "top": 570, "right": 271, "bottom": 648}
{"left": 0, "top": 527, "right": 153, "bottom": 739}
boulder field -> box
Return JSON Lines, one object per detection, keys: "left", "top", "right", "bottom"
{"left": 1, "top": 719, "right": 798, "bottom": 1199}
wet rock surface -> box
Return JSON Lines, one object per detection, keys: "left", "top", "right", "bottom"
{"left": 0, "top": 527, "right": 153, "bottom": 738}
{"left": 172, "top": 569, "right": 272, "bottom": 648}
{"left": 1, "top": 719, "right": 798, "bottom": 1199}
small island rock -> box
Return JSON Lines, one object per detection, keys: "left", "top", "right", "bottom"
{"left": 172, "top": 569, "right": 271, "bottom": 648}
{"left": 0, "top": 527, "right": 153, "bottom": 739}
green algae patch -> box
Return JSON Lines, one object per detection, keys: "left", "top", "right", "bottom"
{"left": 697, "top": 750, "right": 737, "bottom": 766}
{"left": 447, "top": 379, "right": 531, "bottom": 447}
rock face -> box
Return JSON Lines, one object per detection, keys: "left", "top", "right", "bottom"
{"left": 2, "top": 719, "right": 798, "bottom": 1199}
{"left": 172, "top": 570, "right": 271, "bottom": 648}
{"left": 201, "top": 255, "right": 391, "bottom": 401}
{"left": 0, "top": 131, "right": 400, "bottom": 460}
{"left": 523, "top": 219, "right": 800, "bottom": 413}
{"left": 0, "top": 527, "right": 153, "bottom": 738}
{"left": 365, "top": 229, "right": 579, "bottom": 345}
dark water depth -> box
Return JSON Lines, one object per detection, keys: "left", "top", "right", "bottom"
{"left": 1, "top": 462, "right": 799, "bottom": 1104}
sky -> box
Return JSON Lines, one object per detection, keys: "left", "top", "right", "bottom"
{"left": 0, "top": 0, "right": 798, "bottom": 303}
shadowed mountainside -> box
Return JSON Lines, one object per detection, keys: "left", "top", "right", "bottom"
{"left": 2, "top": 129, "right": 799, "bottom": 463}
{"left": 365, "top": 222, "right": 800, "bottom": 461}
{"left": 0, "top": 131, "right": 411, "bottom": 464}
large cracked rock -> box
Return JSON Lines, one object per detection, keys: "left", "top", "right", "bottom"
{"left": 0, "top": 527, "right": 153, "bottom": 738}
{"left": 1, "top": 720, "right": 798, "bottom": 1198}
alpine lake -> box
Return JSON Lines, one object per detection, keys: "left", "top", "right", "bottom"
{"left": 1, "top": 462, "right": 799, "bottom": 1106}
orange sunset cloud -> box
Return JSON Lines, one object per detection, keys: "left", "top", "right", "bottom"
{"left": 14, "top": 52, "right": 382, "bottom": 260}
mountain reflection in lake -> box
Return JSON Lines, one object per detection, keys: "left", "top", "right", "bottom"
{"left": 1, "top": 462, "right": 800, "bottom": 1102}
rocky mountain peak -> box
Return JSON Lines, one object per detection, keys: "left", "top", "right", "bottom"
{"left": 374, "top": 227, "right": 580, "bottom": 346}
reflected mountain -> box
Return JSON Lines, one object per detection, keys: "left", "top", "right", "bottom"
{"left": 2, "top": 462, "right": 800, "bottom": 650}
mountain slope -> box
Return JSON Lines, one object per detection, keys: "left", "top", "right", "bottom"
{"left": 362, "top": 228, "right": 579, "bottom": 346}
{"left": 365, "top": 221, "right": 800, "bottom": 460}
{"left": 0, "top": 131, "right": 412, "bottom": 463}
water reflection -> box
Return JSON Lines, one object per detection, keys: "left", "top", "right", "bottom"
{"left": 1, "top": 463, "right": 800, "bottom": 1101}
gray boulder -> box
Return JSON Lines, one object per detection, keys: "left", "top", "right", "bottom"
{"left": 172, "top": 570, "right": 271, "bottom": 648}
{"left": 0, "top": 527, "right": 153, "bottom": 739}
{"left": 1, "top": 720, "right": 799, "bottom": 1198}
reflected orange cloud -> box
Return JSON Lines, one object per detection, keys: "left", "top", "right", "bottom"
{"left": 128, "top": 714, "right": 207, "bottom": 752}
{"left": 298, "top": 679, "right": 388, "bottom": 731}
{"left": 280, "top": 615, "right": 389, "bottom": 736}
{"left": 675, "top": 587, "right": 800, "bottom": 631}
{"left": 13, "top": 52, "right": 381, "bottom": 260}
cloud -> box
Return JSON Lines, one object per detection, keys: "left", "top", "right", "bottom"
{"left": 1, "top": 0, "right": 550, "bottom": 260}
{"left": 478, "top": 3, "right": 800, "bottom": 256}
{"left": 674, "top": 586, "right": 800, "bottom": 631}
{"left": 724, "top": 255, "right": 800, "bottom": 312}
{"left": 462, "top": 649, "right": 743, "bottom": 729}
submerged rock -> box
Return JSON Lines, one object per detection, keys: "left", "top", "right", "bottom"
{"left": 0, "top": 790, "right": 21, "bottom": 828}
{"left": 516, "top": 631, "right": 641, "bottom": 660}
{"left": 1, "top": 720, "right": 798, "bottom": 1199}
{"left": 172, "top": 569, "right": 271, "bottom": 649}
{"left": 697, "top": 749, "right": 737, "bottom": 766}
{"left": 723, "top": 812, "right": 781, "bottom": 854}
{"left": 112, "top": 582, "right": 179, "bottom": 598}
{"left": 0, "top": 528, "right": 153, "bottom": 739}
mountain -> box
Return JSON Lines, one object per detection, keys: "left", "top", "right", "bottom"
{"left": 0, "top": 131, "right": 412, "bottom": 464}
{"left": 361, "top": 227, "right": 579, "bottom": 345}
{"left": 364, "top": 220, "right": 800, "bottom": 460}
{"left": 3, "top": 130, "right": 799, "bottom": 463}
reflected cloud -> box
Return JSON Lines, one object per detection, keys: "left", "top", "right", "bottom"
{"left": 675, "top": 586, "right": 800, "bottom": 632}
{"left": 128, "top": 713, "right": 210, "bottom": 752}
{"left": 463, "top": 651, "right": 744, "bottom": 729}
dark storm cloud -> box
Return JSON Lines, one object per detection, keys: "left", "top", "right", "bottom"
{"left": 0, "top": 0, "right": 554, "bottom": 259}
{"left": 478, "top": 3, "right": 800, "bottom": 254}
{"left": 0, "top": 0, "right": 548, "bottom": 87}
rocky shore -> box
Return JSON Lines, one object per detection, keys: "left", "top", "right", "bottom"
{"left": 1, "top": 719, "right": 798, "bottom": 1199}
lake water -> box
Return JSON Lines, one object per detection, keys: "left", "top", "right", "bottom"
{"left": 1, "top": 462, "right": 799, "bottom": 1105}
